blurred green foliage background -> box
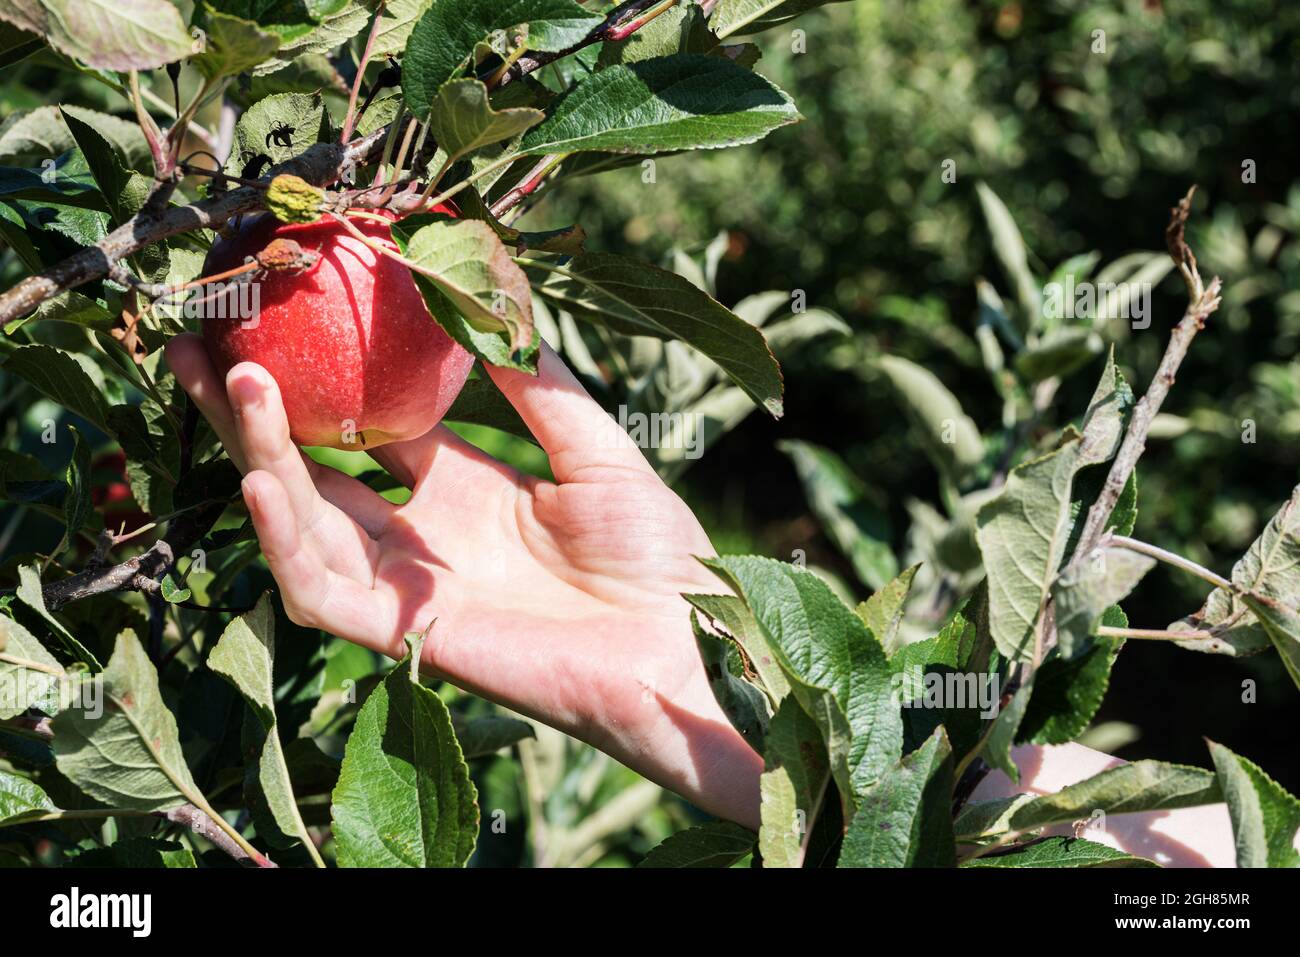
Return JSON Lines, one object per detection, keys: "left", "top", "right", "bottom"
{"left": 531, "top": 0, "right": 1300, "bottom": 794}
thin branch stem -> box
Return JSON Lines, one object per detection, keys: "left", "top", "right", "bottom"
{"left": 341, "top": 3, "right": 387, "bottom": 144}
{"left": 1065, "top": 188, "right": 1222, "bottom": 568}
{"left": 16, "top": 809, "right": 154, "bottom": 823}
{"left": 0, "top": 651, "right": 66, "bottom": 676}
{"left": 161, "top": 804, "right": 277, "bottom": 867}
{"left": 139, "top": 85, "right": 218, "bottom": 152}
{"left": 1096, "top": 625, "right": 1215, "bottom": 641}
{"left": 0, "top": 128, "right": 390, "bottom": 325}
{"left": 1107, "top": 534, "right": 1234, "bottom": 591}
{"left": 491, "top": 153, "right": 568, "bottom": 218}
{"left": 494, "top": 0, "right": 682, "bottom": 89}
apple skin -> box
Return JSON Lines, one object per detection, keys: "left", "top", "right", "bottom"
{"left": 200, "top": 211, "right": 473, "bottom": 449}
{"left": 90, "top": 450, "right": 149, "bottom": 535}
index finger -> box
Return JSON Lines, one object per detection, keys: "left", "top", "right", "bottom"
{"left": 166, "top": 333, "right": 248, "bottom": 471}
{"left": 484, "top": 343, "right": 655, "bottom": 483}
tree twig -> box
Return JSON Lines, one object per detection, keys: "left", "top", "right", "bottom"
{"left": 1, "top": 0, "right": 680, "bottom": 327}
{"left": 494, "top": 0, "right": 682, "bottom": 89}
{"left": 491, "top": 153, "right": 567, "bottom": 218}
{"left": 1063, "top": 187, "right": 1223, "bottom": 571}
{"left": 162, "top": 804, "right": 278, "bottom": 867}
{"left": 1107, "top": 533, "right": 1234, "bottom": 591}
{"left": 0, "top": 129, "right": 391, "bottom": 326}
{"left": 41, "top": 502, "right": 224, "bottom": 610}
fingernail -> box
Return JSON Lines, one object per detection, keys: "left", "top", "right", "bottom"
{"left": 241, "top": 477, "right": 259, "bottom": 510}
{"left": 230, "top": 374, "right": 262, "bottom": 413}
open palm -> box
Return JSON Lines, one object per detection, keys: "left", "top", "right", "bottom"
{"left": 166, "top": 335, "right": 762, "bottom": 824}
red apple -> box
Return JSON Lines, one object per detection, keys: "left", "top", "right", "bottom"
{"left": 199, "top": 211, "right": 473, "bottom": 449}
{"left": 90, "top": 450, "right": 149, "bottom": 535}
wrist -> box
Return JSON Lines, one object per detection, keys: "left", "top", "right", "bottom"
{"left": 575, "top": 610, "right": 764, "bottom": 830}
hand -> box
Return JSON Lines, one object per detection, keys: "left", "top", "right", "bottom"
{"left": 166, "top": 336, "right": 763, "bottom": 827}
{"left": 166, "top": 336, "right": 1234, "bottom": 862}
{"left": 971, "top": 743, "right": 1236, "bottom": 867}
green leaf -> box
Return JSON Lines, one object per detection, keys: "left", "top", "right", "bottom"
{"left": 67, "top": 837, "right": 197, "bottom": 868}
{"left": 1014, "top": 327, "right": 1104, "bottom": 383}
{"left": 780, "top": 439, "right": 897, "bottom": 590}
{"left": 1206, "top": 739, "right": 1300, "bottom": 868}
{"left": 61, "top": 108, "right": 150, "bottom": 224}
{"left": 763, "top": 308, "right": 850, "bottom": 354}
{"left": 530, "top": 253, "right": 784, "bottom": 416}
{"left": 872, "top": 354, "right": 984, "bottom": 478}
{"left": 976, "top": 355, "right": 1132, "bottom": 660}
{"left": 16, "top": 564, "right": 100, "bottom": 668}
{"left": 0, "top": 616, "right": 63, "bottom": 721}
{"left": 711, "top": 0, "right": 852, "bottom": 39}
{"left": 158, "top": 575, "right": 191, "bottom": 604}
{"left": 975, "top": 181, "right": 1040, "bottom": 330}
{"left": 0, "top": 105, "right": 150, "bottom": 170}
{"left": 0, "top": 20, "right": 41, "bottom": 67}
{"left": 51, "top": 630, "right": 199, "bottom": 811}
{"left": 1172, "top": 484, "right": 1300, "bottom": 659}
{"left": 371, "top": 0, "right": 431, "bottom": 58}
{"left": 456, "top": 188, "right": 587, "bottom": 256}
{"left": 961, "top": 761, "right": 1222, "bottom": 840}
{"left": 1019, "top": 606, "right": 1125, "bottom": 745}
{"left": 838, "top": 727, "right": 955, "bottom": 868}
{"left": 1064, "top": 466, "right": 1138, "bottom": 560}
{"left": 331, "top": 631, "right": 478, "bottom": 867}
{"left": 962, "top": 836, "right": 1157, "bottom": 868}
{"left": 857, "top": 564, "right": 921, "bottom": 656}
{"left": 443, "top": 371, "right": 537, "bottom": 443}
{"left": 57, "top": 425, "right": 93, "bottom": 559}
{"left": 1052, "top": 548, "right": 1154, "bottom": 658}
{"left": 223, "top": 92, "right": 327, "bottom": 176}
{"left": 759, "top": 696, "right": 830, "bottom": 867}
{"left": 952, "top": 793, "right": 1036, "bottom": 842}
{"left": 453, "top": 715, "right": 536, "bottom": 758}
{"left": 638, "top": 821, "right": 756, "bottom": 868}
{"left": 889, "top": 601, "right": 991, "bottom": 758}
{"left": 427, "top": 78, "right": 544, "bottom": 162}
{"left": 0, "top": 161, "right": 105, "bottom": 210}
{"left": 684, "top": 592, "right": 790, "bottom": 704}
{"left": 402, "top": 0, "right": 605, "bottom": 119}
{"left": 215, "top": 0, "right": 371, "bottom": 78}
{"left": 518, "top": 55, "right": 799, "bottom": 156}
{"left": 391, "top": 214, "right": 535, "bottom": 361}
{"left": 693, "top": 611, "right": 769, "bottom": 752}
{"left": 192, "top": 6, "right": 282, "bottom": 81}
{"left": 0, "top": 450, "right": 67, "bottom": 516}
{"left": 1237, "top": 592, "right": 1300, "bottom": 692}
{"left": 0, "top": 769, "right": 56, "bottom": 826}
{"left": 983, "top": 681, "right": 1032, "bottom": 784}
{"left": 207, "top": 594, "right": 317, "bottom": 855}
{"left": 703, "top": 556, "right": 903, "bottom": 798}
{"left": 3, "top": 343, "right": 111, "bottom": 432}
{"left": 5, "top": 290, "right": 114, "bottom": 335}
{"left": 33, "top": 0, "right": 192, "bottom": 71}
{"left": 599, "top": 2, "right": 718, "bottom": 65}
